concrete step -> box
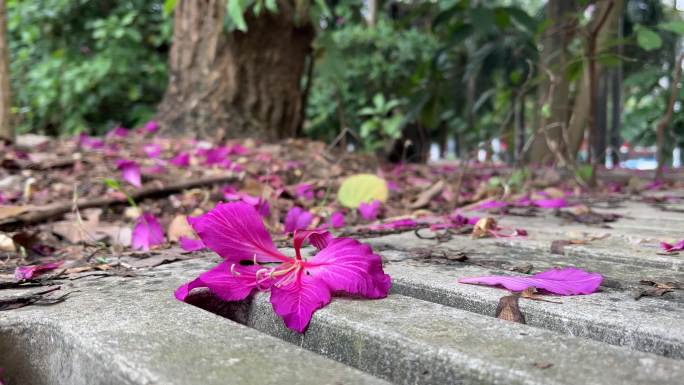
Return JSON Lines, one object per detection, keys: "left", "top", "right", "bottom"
{"left": 182, "top": 262, "right": 684, "bottom": 385}
{"left": 0, "top": 259, "right": 390, "bottom": 385}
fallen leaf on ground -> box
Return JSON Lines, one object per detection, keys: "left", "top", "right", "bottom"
{"left": 495, "top": 295, "right": 525, "bottom": 324}
{"left": 409, "top": 180, "right": 445, "bottom": 209}
{"left": 633, "top": 280, "right": 681, "bottom": 300}
{"left": 472, "top": 217, "right": 497, "bottom": 238}
{"left": 0, "top": 205, "right": 30, "bottom": 221}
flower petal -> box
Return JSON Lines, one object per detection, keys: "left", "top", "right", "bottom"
{"left": 533, "top": 198, "right": 567, "bottom": 209}
{"left": 188, "top": 202, "right": 287, "bottom": 263}
{"left": 132, "top": 212, "right": 165, "bottom": 251}
{"left": 116, "top": 159, "right": 142, "bottom": 188}
{"left": 14, "top": 260, "right": 64, "bottom": 281}
{"left": 459, "top": 267, "right": 602, "bottom": 295}
{"left": 661, "top": 239, "right": 684, "bottom": 253}
{"left": 284, "top": 206, "right": 313, "bottom": 233}
{"left": 170, "top": 152, "right": 191, "bottom": 168}
{"left": 293, "top": 229, "right": 333, "bottom": 254}
{"left": 179, "top": 236, "right": 206, "bottom": 252}
{"left": 269, "top": 272, "right": 331, "bottom": 333}
{"left": 358, "top": 200, "right": 381, "bottom": 221}
{"left": 305, "top": 238, "right": 391, "bottom": 299}
{"left": 175, "top": 261, "right": 259, "bottom": 302}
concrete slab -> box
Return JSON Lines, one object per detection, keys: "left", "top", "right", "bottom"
{"left": 0, "top": 258, "right": 389, "bottom": 385}
{"left": 194, "top": 282, "right": 684, "bottom": 385}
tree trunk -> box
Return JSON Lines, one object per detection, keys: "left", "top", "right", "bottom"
{"left": 593, "top": 72, "right": 608, "bottom": 165}
{"left": 157, "top": 0, "right": 314, "bottom": 140}
{"left": 515, "top": 93, "right": 526, "bottom": 162}
{"left": 0, "top": 0, "right": 12, "bottom": 141}
{"left": 608, "top": 10, "right": 623, "bottom": 166}
{"left": 567, "top": 0, "right": 621, "bottom": 160}
{"left": 527, "top": 0, "right": 576, "bottom": 164}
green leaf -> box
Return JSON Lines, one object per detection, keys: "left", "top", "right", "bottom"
{"left": 265, "top": 0, "right": 278, "bottom": 13}
{"left": 576, "top": 165, "right": 593, "bottom": 183}
{"left": 314, "top": 0, "right": 331, "bottom": 17}
{"left": 228, "top": 0, "right": 248, "bottom": 32}
{"left": 635, "top": 25, "right": 662, "bottom": 51}
{"left": 337, "top": 174, "right": 389, "bottom": 208}
{"left": 163, "top": 0, "right": 177, "bottom": 16}
{"left": 103, "top": 178, "right": 121, "bottom": 190}
{"left": 659, "top": 21, "right": 684, "bottom": 35}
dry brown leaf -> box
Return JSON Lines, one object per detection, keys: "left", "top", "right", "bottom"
{"left": 0, "top": 232, "right": 16, "bottom": 252}
{"left": 409, "top": 180, "right": 445, "bottom": 209}
{"left": 0, "top": 205, "right": 31, "bottom": 221}
{"left": 472, "top": 217, "right": 497, "bottom": 239}
{"left": 168, "top": 214, "right": 195, "bottom": 242}
{"left": 495, "top": 295, "right": 525, "bottom": 324}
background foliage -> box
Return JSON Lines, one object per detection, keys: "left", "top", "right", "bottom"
{"left": 7, "top": 0, "right": 171, "bottom": 135}
{"left": 5, "top": 0, "right": 684, "bottom": 160}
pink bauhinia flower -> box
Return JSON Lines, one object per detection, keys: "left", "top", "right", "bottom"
{"left": 661, "top": 239, "right": 684, "bottom": 253}
{"left": 284, "top": 206, "right": 313, "bottom": 233}
{"left": 14, "top": 260, "right": 64, "bottom": 281}
{"left": 459, "top": 267, "right": 602, "bottom": 295}
{"left": 132, "top": 212, "right": 165, "bottom": 251}
{"left": 116, "top": 159, "right": 142, "bottom": 188}
{"left": 358, "top": 200, "right": 381, "bottom": 221}
{"left": 175, "top": 202, "right": 391, "bottom": 332}
{"left": 170, "top": 151, "right": 191, "bottom": 168}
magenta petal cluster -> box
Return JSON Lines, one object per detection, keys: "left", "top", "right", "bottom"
{"left": 116, "top": 159, "right": 142, "bottom": 188}
{"left": 14, "top": 260, "right": 64, "bottom": 281}
{"left": 132, "top": 213, "right": 165, "bottom": 251}
{"left": 661, "top": 239, "right": 684, "bottom": 253}
{"left": 458, "top": 267, "right": 602, "bottom": 295}
{"left": 175, "top": 202, "right": 391, "bottom": 333}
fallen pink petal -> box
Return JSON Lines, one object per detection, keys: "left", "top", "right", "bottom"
{"left": 180, "top": 236, "right": 206, "bottom": 252}
{"left": 132, "top": 212, "right": 166, "bottom": 251}
{"left": 284, "top": 206, "right": 313, "bottom": 233}
{"left": 661, "top": 240, "right": 684, "bottom": 253}
{"left": 176, "top": 202, "right": 391, "bottom": 332}
{"left": 359, "top": 200, "right": 381, "bottom": 221}
{"left": 143, "top": 143, "right": 162, "bottom": 158}
{"left": 532, "top": 198, "right": 567, "bottom": 209}
{"left": 144, "top": 120, "right": 160, "bottom": 133}
{"left": 170, "top": 151, "right": 190, "bottom": 168}
{"left": 116, "top": 159, "right": 142, "bottom": 188}
{"left": 14, "top": 260, "right": 64, "bottom": 281}
{"left": 459, "top": 267, "right": 603, "bottom": 295}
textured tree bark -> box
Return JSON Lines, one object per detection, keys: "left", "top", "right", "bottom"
{"left": 0, "top": 0, "right": 12, "bottom": 141}
{"left": 567, "top": 0, "right": 621, "bottom": 162}
{"left": 593, "top": 73, "right": 608, "bottom": 165}
{"left": 608, "top": 10, "right": 623, "bottom": 166}
{"left": 527, "top": 0, "right": 576, "bottom": 164}
{"left": 157, "top": 0, "right": 314, "bottom": 140}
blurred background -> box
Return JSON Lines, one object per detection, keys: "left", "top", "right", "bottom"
{"left": 1, "top": 0, "right": 683, "bottom": 169}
